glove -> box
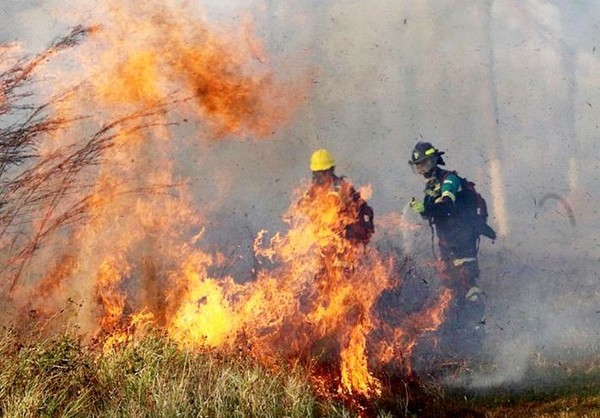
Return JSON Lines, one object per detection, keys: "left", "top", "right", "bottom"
{"left": 409, "top": 197, "right": 425, "bottom": 214}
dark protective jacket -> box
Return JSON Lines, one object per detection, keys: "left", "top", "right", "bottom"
{"left": 420, "top": 167, "right": 485, "bottom": 261}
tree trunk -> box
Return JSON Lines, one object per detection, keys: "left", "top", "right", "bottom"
{"left": 476, "top": 0, "right": 509, "bottom": 239}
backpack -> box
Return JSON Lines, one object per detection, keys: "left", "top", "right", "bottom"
{"left": 359, "top": 200, "right": 375, "bottom": 236}
{"left": 455, "top": 176, "right": 497, "bottom": 240}
{"left": 343, "top": 200, "right": 374, "bottom": 243}
{"left": 330, "top": 176, "right": 375, "bottom": 243}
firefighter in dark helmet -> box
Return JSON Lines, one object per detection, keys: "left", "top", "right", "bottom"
{"left": 408, "top": 141, "right": 496, "bottom": 355}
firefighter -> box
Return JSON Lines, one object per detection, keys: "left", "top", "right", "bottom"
{"left": 296, "top": 149, "right": 375, "bottom": 317}
{"left": 304, "top": 148, "right": 374, "bottom": 245}
{"left": 408, "top": 141, "right": 495, "bottom": 356}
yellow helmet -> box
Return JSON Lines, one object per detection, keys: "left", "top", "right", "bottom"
{"left": 310, "top": 149, "right": 335, "bottom": 171}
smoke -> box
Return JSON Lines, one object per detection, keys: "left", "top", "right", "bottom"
{"left": 2, "top": 0, "right": 600, "bottom": 392}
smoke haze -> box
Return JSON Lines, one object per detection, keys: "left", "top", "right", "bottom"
{"left": 1, "top": 0, "right": 599, "bottom": 390}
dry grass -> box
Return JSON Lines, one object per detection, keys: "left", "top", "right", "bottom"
{"left": 0, "top": 328, "right": 599, "bottom": 417}
{"left": 0, "top": 328, "right": 356, "bottom": 417}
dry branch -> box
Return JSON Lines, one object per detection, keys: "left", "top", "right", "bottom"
{"left": 0, "top": 27, "right": 179, "bottom": 291}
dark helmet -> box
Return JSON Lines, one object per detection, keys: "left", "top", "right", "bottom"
{"left": 408, "top": 141, "right": 445, "bottom": 166}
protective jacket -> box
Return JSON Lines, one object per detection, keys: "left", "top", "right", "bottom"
{"left": 419, "top": 167, "right": 480, "bottom": 262}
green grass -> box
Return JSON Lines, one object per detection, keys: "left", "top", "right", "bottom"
{"left": 0, "top": 328, "right": 599, "bottom": 417}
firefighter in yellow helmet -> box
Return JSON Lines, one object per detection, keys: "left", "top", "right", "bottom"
{"left": 305, "top": 149, "right": 374, "bottom": 244}
{"left": 295, "top": 148, "right": 375, "bottom": 315}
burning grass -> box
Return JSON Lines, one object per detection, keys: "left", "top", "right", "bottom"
{"left": 0, "top": 5, "right": 452, "bottom": 409}
{"left": 0, "top": 328, "right": 347, "bottom": 417}
{"left": 1, "top": 328, "right": 599, "bottom": 418}
{"left": 2, "top": 3, "right": 599, "bottom": 417}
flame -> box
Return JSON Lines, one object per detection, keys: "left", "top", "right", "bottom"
{"left": 85, "top": 0, "right": 295, "bottom": 137}
{"left": 95, "top": 257, "right": 128, "bottom": 331}
{"left": 340, "top": 324, "right": 382, "bottom": 396}
{"left": 97, "top": 51, "right": 161, "bottom": 104}
{"left": 103, "top": 310, "right": 155, "bottom": 353}
{"left": 0, "top": 0, "right": 457, "bottom": 405}
{"left": 162, "top": 179, "right": 399, "bottom": 396}
{"left": 168, "top": 253, "right": 241, "bottom": 349}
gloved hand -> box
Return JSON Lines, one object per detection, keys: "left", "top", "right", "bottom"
{"left": 409, "top": 197, "right": 425, "bottom": 213}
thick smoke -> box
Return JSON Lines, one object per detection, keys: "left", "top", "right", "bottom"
{"left": 2, "top": 0, "right": 600, "bottom": 391}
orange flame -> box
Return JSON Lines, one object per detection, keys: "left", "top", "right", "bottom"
{"left": 103, "top": 310, "right": 155, "bottom": 353}
{"left": 1, "top": 0, "right": 456, "bottom": 404}
{"left": 95, "top": 258, "right": 127, "bottom": 331}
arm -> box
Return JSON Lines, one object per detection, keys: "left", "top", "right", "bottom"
{"left": 422, "top": 173, "right": 461, "bottom": 218}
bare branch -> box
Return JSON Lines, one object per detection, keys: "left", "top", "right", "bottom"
{"left": 0, "top": 27, "right": 181, "bottom": 291}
